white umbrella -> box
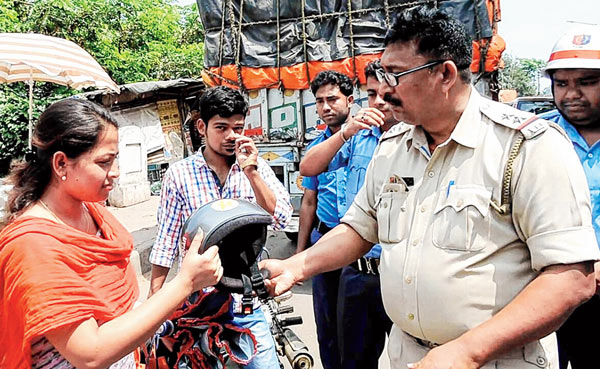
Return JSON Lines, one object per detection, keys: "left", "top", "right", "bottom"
{"left": 0, "top": 33, "right": 120, "bottom": 148}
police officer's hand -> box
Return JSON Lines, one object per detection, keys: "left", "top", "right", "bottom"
{"left": 259, "top": 259, "right": 297, "bottom": 296}
{"left": 407, "top": 339, "right": 480, "bottom": 369}
{"left": 234, "top": 134, "right": 259, "bottom": 171}
{"left": 178, "top": 235, "right": 223, "bottom": 293}
{"left": 345, "top": 107, "right": 385, "bottom": 137}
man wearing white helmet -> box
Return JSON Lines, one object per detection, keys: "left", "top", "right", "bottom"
{"left": 541, "top": 25, "right": 600, "bottom": 369}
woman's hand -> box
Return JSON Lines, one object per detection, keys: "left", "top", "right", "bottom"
{"left": 178, "top": 233, "right": 223, "bottom": 292}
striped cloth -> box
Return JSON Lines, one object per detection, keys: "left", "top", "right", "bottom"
{"left": 0, "top": 33, "right": 118, "bottom": 92}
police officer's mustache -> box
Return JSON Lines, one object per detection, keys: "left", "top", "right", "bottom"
{"left": 383, "top": 94, "right": 402, "bottom": 107}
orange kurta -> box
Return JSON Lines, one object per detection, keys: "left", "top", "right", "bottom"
{"left": 0, "top": 202, "right": 139, "bottom": 369}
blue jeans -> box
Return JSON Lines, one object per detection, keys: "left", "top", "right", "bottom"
{"left": 311, "top": 228, "right": 342, "bottom": 369}
{"left": 232, "top": 307, "right": 280, "bottom": 369}
{"left": 337, "top": 265, "right": 392, "bottom": 369}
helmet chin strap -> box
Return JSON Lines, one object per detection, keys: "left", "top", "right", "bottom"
{"left": 241, "top": 274, "right": 254, "bottom": 315}
{"left": 239, "top": 264, "right": 269, "bottom": 315}
{"left": 240, "top": 238, "right": 270, "bottom": 315}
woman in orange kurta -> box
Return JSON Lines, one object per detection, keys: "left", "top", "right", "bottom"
{"left": 0, "top": 99, "right": 223, "bottom": 369}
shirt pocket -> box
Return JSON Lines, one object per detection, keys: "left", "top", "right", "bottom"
{"left": 377, "top": 189, "right": 409, "bottom": 244}
{"left": 347, "top": 155, "right": 371, "bottom": 196}
{"left": 431, "top": 185, "right": 492, "bottom": 252}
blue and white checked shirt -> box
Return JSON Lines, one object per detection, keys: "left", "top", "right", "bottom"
{"left": 150, "top": 150, "right": 292, "bottom": 269}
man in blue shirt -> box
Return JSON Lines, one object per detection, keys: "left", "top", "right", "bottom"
{"left": 540, "top": 25, "right": 600, "bottom": 369}
{"left": 297, "top": 71, "right": 355, "bottom": 369}
{"left": 301, "top": 61, "right": 398, "bottom": 369}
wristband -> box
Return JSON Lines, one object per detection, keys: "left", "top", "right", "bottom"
{"left": 340, "top": 124, "right": 349, "bottom": 143}
{"left": 240, "top": 158, "right": 258, "bottom": 170}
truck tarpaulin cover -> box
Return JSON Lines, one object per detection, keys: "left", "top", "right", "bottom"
{"left": 198, "top": 0, "right": 494, "bottom": 90}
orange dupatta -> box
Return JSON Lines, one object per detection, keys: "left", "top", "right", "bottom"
{"left": 0, "top": 202, "right": 139, "bottom": 369}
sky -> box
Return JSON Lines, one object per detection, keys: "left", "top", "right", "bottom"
{"left": 499, "top": 0, "right": 600, "bottom": 61}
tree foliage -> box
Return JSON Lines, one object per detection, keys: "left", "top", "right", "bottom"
{"left": 499, "top": 54, "right": 547, "bottom": 97}
{"left": 0, "top": 0, "right": 205, "bottom": 175}
{"left": 0, "top": 83, "right": 74, "bottom": 173}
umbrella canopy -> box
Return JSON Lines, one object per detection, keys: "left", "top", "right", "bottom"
{"left": 0, "top": 33, "right": 120, "bottom": 148}
{"left": 0, "top": 33, "right": 119, "bottom": 92}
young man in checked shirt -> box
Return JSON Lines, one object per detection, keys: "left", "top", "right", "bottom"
{"left": 148, "top": 86, "right": 293, "bottom": 369}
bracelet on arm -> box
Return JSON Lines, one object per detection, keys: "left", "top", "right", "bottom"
{"left": 240, "top": 158, "right": 258, "bottom": 170}
{"left": 339, "top": 124, "right": 349, "bottom": 143}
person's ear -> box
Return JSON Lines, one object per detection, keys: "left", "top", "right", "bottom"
{"left": 52, "top": 151, "right": 69, "bottom": 180}
{"left": 197, "top": 119, "right": 206, "bottom": 136}
{"left": 347, "top": 94, "right": 354, "bottom": 107}
{"left": 439, "top": 60, "right": 459, "bottom": 96}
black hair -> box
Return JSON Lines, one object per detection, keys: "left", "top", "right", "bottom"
{"left": 198, "top": 86, "right": 248, "bottom": 125}
{"left": 4, "top": 99, "right": 118, "bottom": 222}
{"left": 385, "top": 6, "right": 473, "bottom": 83}
{"left": 364, "top": 59, "right": 382, "bottom": 80}
{"left": 310, "top": 70, "right": 354, "bottom": 96}
{"left": 186, "top": 110, "right": 203, "bottom": 152}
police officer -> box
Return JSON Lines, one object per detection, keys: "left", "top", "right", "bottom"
{"left": 540, "top": 25, "right": 600, "bottom": 369}
{"left": 262, "top": 6, "right": 599, "bottom": 369}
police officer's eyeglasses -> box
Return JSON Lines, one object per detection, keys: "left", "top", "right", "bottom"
{"left": 376, "top": 60, "right": 445, "bottom": 87}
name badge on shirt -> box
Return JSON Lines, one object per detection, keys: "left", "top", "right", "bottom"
{"left": 383, "top": 175, "right": 411, "bottom": 193}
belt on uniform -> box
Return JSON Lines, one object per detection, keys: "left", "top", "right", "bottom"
{"left": 405, "top": 331, "right": 440, "bottom": 349}
{"left": 350, "top": 257, "right": 380, "bottom": 276}
{"left": 314, "top": 218, "right": 333, "bottom": 235}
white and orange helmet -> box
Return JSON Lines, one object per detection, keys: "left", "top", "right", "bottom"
{"left": 544, "top": 24, "right": 600, "bottom": 75}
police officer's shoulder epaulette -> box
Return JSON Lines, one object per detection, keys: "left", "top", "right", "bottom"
{"left": 381, "top": 122, "right": 411, "bottom": 141}
{"left": 480, "top": 100, "right": 549, "bottom": 139}
{"left": 547, "top": 121, "right": 571, "bottom": 141}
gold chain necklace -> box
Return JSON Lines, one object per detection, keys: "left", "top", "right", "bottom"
{"left": 38, "top": 199, "right": 94, "bottom": 234}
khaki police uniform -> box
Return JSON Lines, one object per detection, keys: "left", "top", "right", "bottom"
{"left": 342, "top": 88, "right": 599, "bottom": 369}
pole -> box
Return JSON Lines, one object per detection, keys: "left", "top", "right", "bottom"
{"left": 28, "top": 73, "right": 33, "bottom": 150}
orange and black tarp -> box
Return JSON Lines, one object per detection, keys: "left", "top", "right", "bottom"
{"left": 198, "top": 0, "right": 504, "bottom": 90}
{"left": 201, "top": 53, "right": 383, "bottom": 90}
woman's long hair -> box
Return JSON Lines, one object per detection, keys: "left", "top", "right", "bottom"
{"left": 3, "top": 99, "right": 119, "bottom": 224}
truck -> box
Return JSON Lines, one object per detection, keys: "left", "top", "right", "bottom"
{"left": 196, "top": 0, "right": 504, "bottom": 237}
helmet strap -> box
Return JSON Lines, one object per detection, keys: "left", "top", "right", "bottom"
{"left": 241, "top": 274, "right": 254, "bottom": 315}
{"left": 250, "top": 262, "right": 269, "bottom": 300}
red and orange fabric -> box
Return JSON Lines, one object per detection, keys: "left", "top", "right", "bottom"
{"left": 0, "top": 202, "right": 139, "bottom": 369}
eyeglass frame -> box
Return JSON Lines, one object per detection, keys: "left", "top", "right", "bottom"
{"left": 376, "top": 60, "right": 446, "bottom": 87}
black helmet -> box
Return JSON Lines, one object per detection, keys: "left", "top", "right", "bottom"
{"left": 181, "top": 199, "right": 272, "bottom": 313}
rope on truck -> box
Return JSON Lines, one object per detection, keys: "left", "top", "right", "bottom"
{"left": 207, "top": 0, "right": 445, "bottom": 91}
{"left": 203, "top": 1, "right": 429, "bottom": 32}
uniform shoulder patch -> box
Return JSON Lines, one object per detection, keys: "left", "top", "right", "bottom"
{"left": 480, "top": 100, "right": 548, "bottom": 139}
{"left": 381, "top": 122, "right": 411, "bottom": 141}
{"left": 518, "top": 116, "right": 550, "bottom": 139}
